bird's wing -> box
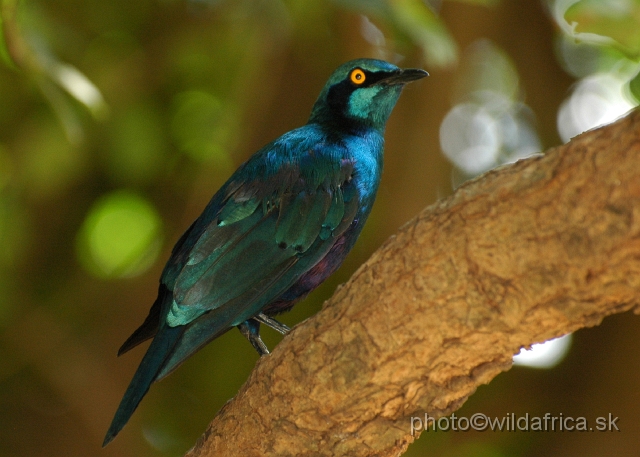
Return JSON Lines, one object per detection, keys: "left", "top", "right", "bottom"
{"left": 154, "top": 156, "right": 361, "bottom": 379}
{"left": 164, "top": 143, "right": 359, "bottom": 328}
{"left": 116, "top": 221, "right": 202, "bottom": 355}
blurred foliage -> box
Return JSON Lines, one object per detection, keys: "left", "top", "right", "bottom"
{"left": 565, "top": 0, "right": 640, "bottom": 57}
{"left": 548, "top": 0, "right": 639, "bottom": 143}
{"left": 334, "top": 0, "right": 459, "bottom": 65}
{"left": 0, "top": 0, "right": 638, "bottom": 457}
{"left": 76, "top": 190, "right": 162, "bottom": 278}
{"left": 170, "top": 90, "right": 236, "bottom": 166}
{"left": 630, "top": 69, "right": 640, "bottom": 101}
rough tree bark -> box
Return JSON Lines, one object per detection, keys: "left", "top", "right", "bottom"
{"left": 185, "top": 109, "right": 640, "bottom": 457}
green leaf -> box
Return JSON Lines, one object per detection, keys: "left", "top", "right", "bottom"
{"left": 629, "top": 70, "right": 640, "bottom": 102}
{"left": 333, "top": 0, "right": 458, "bottom": 67}
{"left": 390, "top": 0, "right": 458, "bottom": 66}
{"left": 565, "top": 0, "right": 640, "bottom": 58}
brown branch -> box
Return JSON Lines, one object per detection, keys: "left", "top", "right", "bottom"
{"left": 185, "top": 109, "right": 640, "bottom": 457}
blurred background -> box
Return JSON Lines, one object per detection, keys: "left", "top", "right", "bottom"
{"left": 0, "top": 0, "right": 639, "bottom": 456}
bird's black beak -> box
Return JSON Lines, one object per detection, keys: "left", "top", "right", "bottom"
{"left": 376, "top": 68, "right": 429, "bottom": 86}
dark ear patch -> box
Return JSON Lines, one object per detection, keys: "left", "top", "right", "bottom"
{"left": 327, "top": 80, "right": 354, "bottom": 112}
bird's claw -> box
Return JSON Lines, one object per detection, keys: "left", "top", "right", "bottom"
{"left": 238, "top": 320, "right": 270, "bottom": 356}
{"left": 254, "top": 313, "right": 291, "bottom": 335}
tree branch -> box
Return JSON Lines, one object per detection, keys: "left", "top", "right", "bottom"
{"left": 185, "top": 109, "right": 640, "bottom": 457}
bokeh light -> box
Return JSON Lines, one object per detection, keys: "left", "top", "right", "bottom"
{"left": 439, "top": 40, "right": 541, "bottom": 183}
{"left": 171, "top": 90, "right": 236, "bottom": 167}
{"left": 557, "top": 72, "right": 636, "bottom": 142}
{"left": 513, "top": 334, "right": 573, "bottom": 369}
{"left": 550, "top": 0, "right": 640, "bottom": 141}
{"left": 52, "top": 63, "right": 108, "bottom": 120}
{"left": 76, "top": 190, "right": 163, "bottom": 278}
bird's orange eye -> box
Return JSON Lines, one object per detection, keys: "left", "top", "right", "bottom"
{"left": 350, "top": 68, "right": 366, "bottom": 85}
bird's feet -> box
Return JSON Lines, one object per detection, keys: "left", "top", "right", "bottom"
{"left": 238, "top": 314, "right": 291, "bottom": 356}
{"left": 254, "top": 313, "right": 290, "bottom": 335}
{"left": 238, "top": 320, "right": 270, "bottom": 356}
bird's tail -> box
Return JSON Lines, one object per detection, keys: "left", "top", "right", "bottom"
{"left": 102, "top": 324, "right": 183, "bottom": 447}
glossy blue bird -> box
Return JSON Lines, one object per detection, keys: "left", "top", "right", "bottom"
{"left": 103, "top": 58, "right": 427, "bottom": 446}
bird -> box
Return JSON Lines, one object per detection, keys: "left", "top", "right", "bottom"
{"left": 103, "top": 58, "right": 427, "bottom": 446}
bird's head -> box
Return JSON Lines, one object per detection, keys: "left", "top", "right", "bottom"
{"left": 308, "top": 58, "right": 428, "bottom": 133}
